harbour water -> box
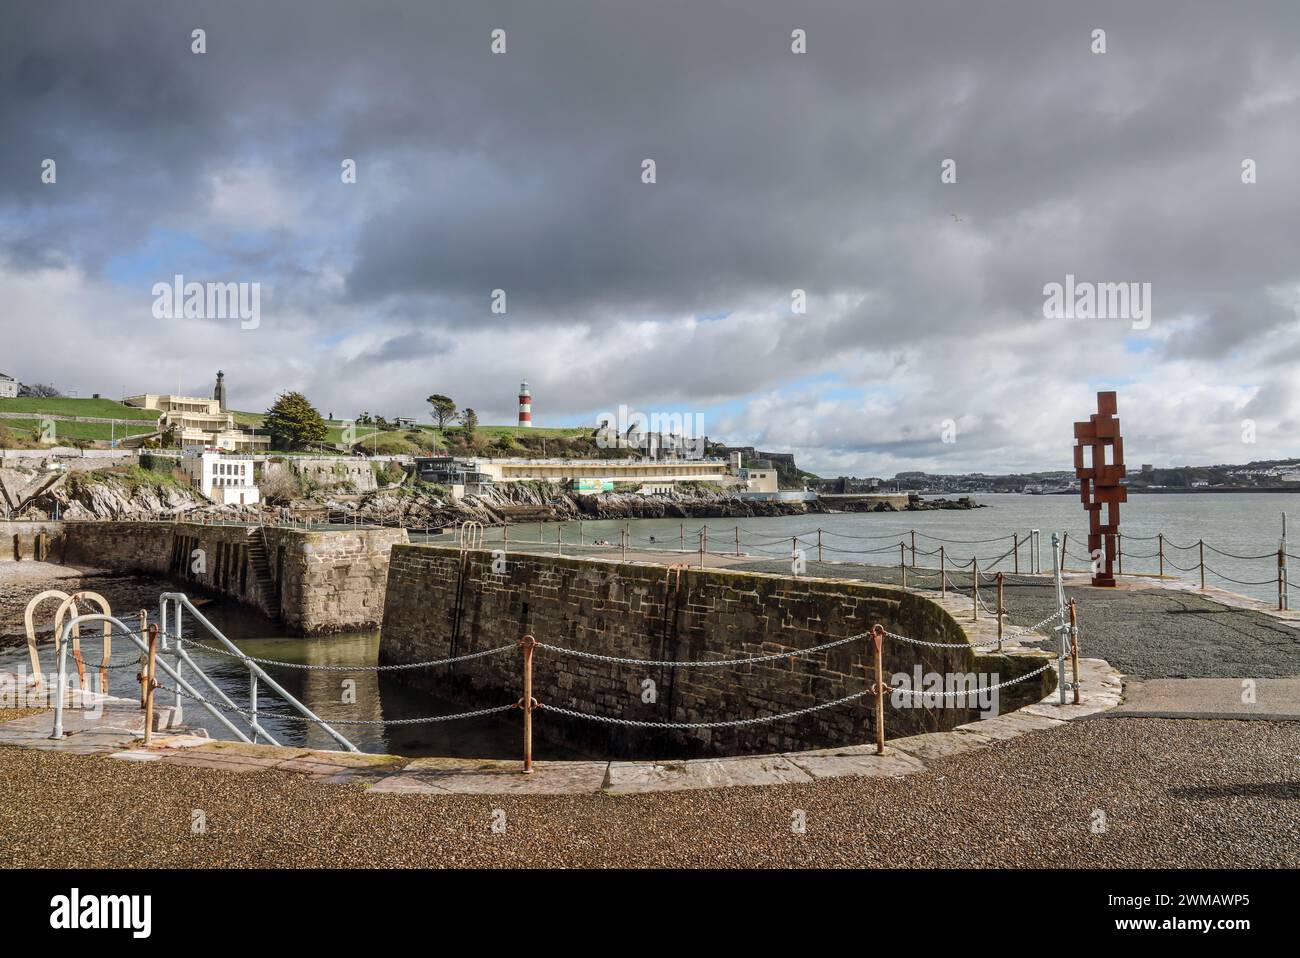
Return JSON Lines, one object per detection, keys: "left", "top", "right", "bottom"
{"left": 501, "top": 492, "right": 1296, "bottom": 606}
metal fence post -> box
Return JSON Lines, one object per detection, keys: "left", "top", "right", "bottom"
{"left": 172, "top": 599, "right": 184, "bottom": 723}
{"left": 940, "top": 546, "right": 946, "bottom": 596}
{"left": 1013, "top": 533, "right": 1019, "bottom": 574}
{"left": 143, "top": 624, "right": 158, "bottom": 745}
{"left": 1117, "top": 533, "right": 1123, "bottom": 575}
{"left": 735, "top": 526, "right": 740, "bottom": 556}
{"left": 1050, "top": 533, "right": 1067, "bottom": 705}
{"left": 1280, "top": 546, "right": 1288, "bottom": 612}
{"left": 972, "top": 558, "right": 979, "bottom": 620}
{"left": 910, "top": 529, "right": 916, "bottom": 568}
{"left": 900, "top": 542, "right": 907, "bottom": 588}
{"left": 519, "top": 634, "right": 536, "bottom": 773}
{"left": 1199, "top": 539, "right": 1206, "bottom": 590}
{"left": 817, "top": 528, "right": 823, "bottom": 563}
{"left": 870, "top": 624, "right": 886, "bottom": 755}
{"left": 996, "top": 572, "right": 1004, "bottom": 652}
{"left": 137, "top": 609, "right": 149, "bottom": 708}
{"left": 1158, "top": 533, "right": 1164, "bottom": 577}
{"left": 1060, "top": 531, "right": 1069, "bottom": 573}
{"left": 1283, "top": 513, "right": 1289, "bottom": 612}
{"left": 249, "top": 668, "right": 259, "bottom": 744}
{"left": 1069, "top": 599, "right": 1081, "bottom": 705}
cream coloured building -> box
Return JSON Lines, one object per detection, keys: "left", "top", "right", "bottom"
{"left": 123, "top": 393, "right": 269, "bottom": 452}
{"left": 475, "top": 457, "right": 734, "bottom": 485}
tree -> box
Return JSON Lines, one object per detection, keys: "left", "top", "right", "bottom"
{"left": 18, "top": 382, "right": 61, "bottom": 398}
{"left": 427, "top": 394, "right": 457, "bottom": 429}
{"left": 263, "top": 391, "right": 328, "bottom": 450}
{"left": 458, "top": 407, "right": 478, "bottom": 441}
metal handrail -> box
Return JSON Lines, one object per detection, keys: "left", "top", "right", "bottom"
{"left": 158, "top": 592, "right": 359, "bottom": 752}
{"left": 50, "top": 613, "right": 255, "bottom": 745}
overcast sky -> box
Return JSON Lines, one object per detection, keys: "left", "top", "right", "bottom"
{"left": 4, "top": 0, "right": 1300, "bottom": 476}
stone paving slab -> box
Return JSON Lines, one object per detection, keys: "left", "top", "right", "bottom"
{"left": 370, "top": 758, "right": 609, "bottom": 795}
{"left": 784, "top": 748, "right": 925, "bottom": 781}
{"left": 109, "top": 749, "right": 162, "bottom": 762}
{"left": 889, "top": 729, "right": 997, "bottom": 761}
{"left": 149, "top": 750, "right": 284, "bottom": 774}
{"left": 605, "top": 755, "right": 812, "bottom": 793}
{"left": 276, "top": 749, "right": 408, "bottom": 783}
{"left": 957, "top": 710, "right": 1065, "bottom": 740}
{"left": 149, "top": 733, "right": 214, "bottom": 749}
{"left": 1097, "top": 677, "right": 1300, "bottom": 721}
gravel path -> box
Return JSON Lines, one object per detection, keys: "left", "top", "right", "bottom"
{"left": 733, "top": 560, "right": 1300, "bottom": 680}
{"left": 1, "top": 718, "right": 1295, "bottom": 868}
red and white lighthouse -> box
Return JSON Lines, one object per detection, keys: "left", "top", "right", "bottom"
{"left": 518, "top": 381, "right": 532, "bottom": 428}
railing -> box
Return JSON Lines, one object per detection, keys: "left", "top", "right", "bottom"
{"left": 473, "top": 521, "right": 1295, "bottom": 609}
{"left": 49, "top": 614, "right": 262, "bottom": 746}
{"left": 156, "top": 593, "right": 359, "bottom": 751}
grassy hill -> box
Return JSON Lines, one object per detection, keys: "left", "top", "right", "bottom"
{"left": 0, "top": 419, "right": 159, "bottom": 442}
{"left": 0, "top": 397, "right": 161, "bottom": 421}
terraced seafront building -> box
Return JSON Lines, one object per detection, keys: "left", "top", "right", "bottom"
{"left": 122, "top": 393, "right": 269, "bottom": 452}
{"left": 414, "top": 454, "right": 748, "bottom": 498}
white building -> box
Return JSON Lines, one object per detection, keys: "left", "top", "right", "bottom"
{"left": 741, "top": 465, "right": 779, "bottom": 493}
{"left": 0, "top": 373, "right": 17, "bottom": 399}
{"left": 181, "top": 451, "right": 260, "bottom": 506}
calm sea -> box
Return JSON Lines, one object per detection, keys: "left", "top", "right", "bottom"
{"left": 501, "top": 492, "right": 1297, "bottom": 606}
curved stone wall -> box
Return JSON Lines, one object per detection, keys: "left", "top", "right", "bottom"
{"left": 379, "top": 545, "right": 983, "bottom": 758}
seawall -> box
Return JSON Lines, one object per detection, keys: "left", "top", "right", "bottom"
{"left": 379, "top": 545, "right": 981, "bottom": 757}
{"left": 0, "top": 520, "right": 406, "bottom": 634}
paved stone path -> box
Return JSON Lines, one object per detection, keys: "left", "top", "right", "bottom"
{"left": 1102, "top": 677, "right": 1300, "bottom": 721}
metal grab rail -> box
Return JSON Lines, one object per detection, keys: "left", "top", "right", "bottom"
{"left": 158, "top": 592, "right": 360, "bottom": 752}
{"left": 50, "top": 613, "right": 255, "bottom": 745}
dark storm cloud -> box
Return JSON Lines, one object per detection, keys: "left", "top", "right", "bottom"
{"left": 4, "top": 1, "right": 1300, "bottom": 471}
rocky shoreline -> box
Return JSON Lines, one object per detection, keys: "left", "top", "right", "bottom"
{"left": 3, "top": 460, "right": 982, "bottom": 527}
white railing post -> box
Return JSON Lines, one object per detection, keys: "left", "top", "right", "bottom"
{"left": 1051, "top": 532, "right": 1068, "bottom": 705}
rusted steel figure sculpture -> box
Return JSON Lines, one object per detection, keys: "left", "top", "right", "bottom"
{"left": 1073, "top": 391, "right": 1127, "bottom": 587}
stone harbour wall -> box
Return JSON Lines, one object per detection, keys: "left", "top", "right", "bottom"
{"left": 379, "top": 545, "right": 980, "bottom": 757}
{"left": 271, "top": 527, "right": 406, "bottom": 633}
{"left": 2, "top": 521, "right": 67, "bottom": 562}
{"left": 2, "top": 520, "right": 406, "bottom": 635}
